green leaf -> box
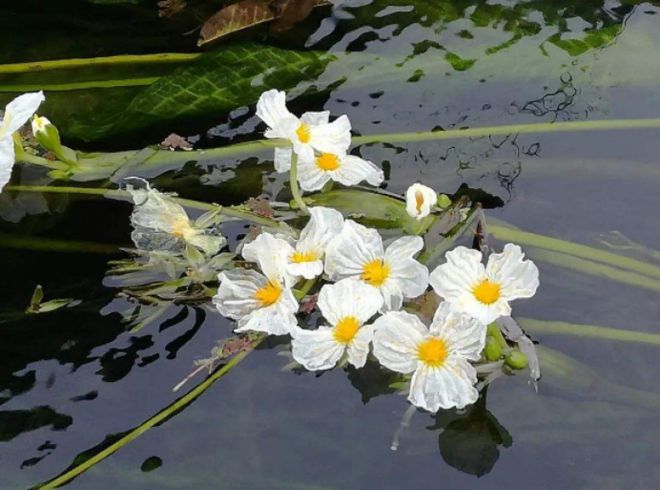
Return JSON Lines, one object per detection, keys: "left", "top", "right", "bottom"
{"left": 303, "top": 189, "right": 434, "bottom": 235}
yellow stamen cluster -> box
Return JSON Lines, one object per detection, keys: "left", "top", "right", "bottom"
{"left": 296, "top": 123, "right": 311, "bottom": 143}
{"left": 472, "top": 279, "right": 501, "bottom": 305}
{"left": 417, "top": 338, "right": 448, "bottom": 368}
{"left": 291, "top": 251, "right": 318, "bottom": 263}
{"left": 315, "top": 152, "right": 341, "bottom": 171}
{"left": 415, "top": 190, "right": 424, "bottom": 213}
{"left": 170, "top": 217, "right": 195, "bottom": 239}
{"left": 254, "top": 281, "right": 282, "bottom": 307}
{"left": 361, "top": 259, "right": 390, "bottom": 287}
{"left": 333, "top": 316, "right": 361, "bottom": 344}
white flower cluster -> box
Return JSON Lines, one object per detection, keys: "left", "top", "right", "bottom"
{"left": 210, "top": 90, "right": 540, "bottom": 413}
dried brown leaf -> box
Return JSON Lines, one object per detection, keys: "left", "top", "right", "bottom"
{"left": 198, "top": 0, "right": 274, "bottom": 47}
{"left": 160, "top": 133, "right": 193, "bottom": 151}
{"left": 158, "top": 0, "right": 187, "bottom": 18}
{"left": 246, "top": 196, "right": 274, "bottom": 218}
{"left": 270, "top": 0, "right": 318, "bottom": 33}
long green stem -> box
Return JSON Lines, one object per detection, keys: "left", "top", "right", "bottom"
{"left": 519, "top": 318, "right": 660, "bottom": 346}
{"left": 289, "top": 153, "right": 308, "bottom": 214}
{"left": 0, "top": 53, "right": 200, "bottom": 75}
{"left": 15, "top": 151, "right": 69, "bottom": 171}
{"left": 4, "top": 185, "right": 279, "bottom": 227}
{"left": 33, "top": 335, "right": 264, "bottom": 490}
{"left": 0, "top": 78, "right": 160, "bottom": 93}
{"left": 489, "top": 224, "right": 660, "bottom": 280}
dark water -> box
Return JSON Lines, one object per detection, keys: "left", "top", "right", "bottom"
{"left": 1, "top": 0, "right": 660, "bottom": 488}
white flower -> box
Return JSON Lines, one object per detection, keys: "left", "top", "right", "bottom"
{"left": 297, "top": 151, "right": 384, "bottom": 191}
{"left": 372, "top": 303, "right": 486, "bottom": 412}
{"left": 286, "top": 206, "right": 344, "bottom": 280}
{"left": 214, "top": 233, "right": 298, "bottom": 335}
{"left": 406, "top": 183, "right": 437, "bottom": 220}
{"left": 128, "top": 184, "right": 225, "bottom": 256}
{"left": 0, "top": 91, "right": 45, "bottom": 191}
{"left": 291, "top": 278, "right": 383, "bottom": 370}
{"left": 324, "top": 220, "right": 429, "bottom": 311}
{"left": 256, "top": 89, "right": 351, "bottom": 169}
{"left": 429, "top": 244, "right": 539, "bottom": 325}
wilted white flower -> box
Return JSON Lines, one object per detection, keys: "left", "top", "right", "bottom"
{"left": 372, "top": 303, "right": 486, "bottom": 412}
{"left": 214, "top": 233, "right": 298, "bottom": 335}
{"left": 297, "top": 151, "right": 384, "bottom": 191}
{"left": 291, "top": 278, "right": 383, "bottom": 370}
{"left": 0, "top": 91, "right": 45, "bottom": 191}
{"left": 429, "top": 244, "right": 539, "bottom": 325}
{"left": 128, "top": 183, "right": 226, "bottom": 256}
{"left": 286, "top": 206, "right": 344, "bottom": 280}
{"left": 405, "top": 183, "right": 437, "bottom": 220}
{"left": 256, "top": 89, "right": 351, "bottom": 169}
{"left": 324, "top": 220, "right": 429, "bottom": 311}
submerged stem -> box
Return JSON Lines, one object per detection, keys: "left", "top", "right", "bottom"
{"left": 289, "top": 153, "right": 309, "bottom": 214}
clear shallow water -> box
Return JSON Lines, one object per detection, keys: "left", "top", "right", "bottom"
{"left": 1, "top": 0, "right": 659, "bottom": 488}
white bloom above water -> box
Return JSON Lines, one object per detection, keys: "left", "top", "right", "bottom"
{"left": 256, "top": 89, "right": 351, "bottom": 168}
{"left": 405, "top": 183, "right": 437, "bottom": 221}
{"left": 429, "top": 244, "right": 539, "bottom": 325}
{"left": 297, "top": 151, "right": 384, "bottom": 192}
{"left": 324, "top": 220, "right": 429, "bottom": 311}
{"left": 214, "top": 233, "right": 298, "bottom": 335}
{"left": 291, "top": 278, "right": 383, "bottom": 370}
{"left": 128, "top": 184, "right": 226, "bottom": 256}
{"left": 0, "top": 91, "right": 45, "bottom": 191}
{"left": 285, "top": 206, "right": 344, "bottom": 280}
{"left": 372, "top": 303, "right": 486, "bottom": 412}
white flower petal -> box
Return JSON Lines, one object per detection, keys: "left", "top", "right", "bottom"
{"left": 384, "top": 235, "right": 429, "bottom": 300}
{"left": 234, "top": 287, "right": 298, "bottom": 335}
{"left": 243, "top": 232, "right": 295, "bottom": 285}
{"left": 213, "top": 269, "right": 263, "bottom": 319}
{"left": 297, "top": 206, "right": 344, "bottom": 257}
{"left": 309, "top": 115, "right": 351, "bottom": 155}
{"left": 256, "top": 89, "right": 293, "bottom": 136}
{"left": 324, "top": 220, "right": 384, "bottom": 281}
{"left": 408, "top": 362, "right": 479, "bottom": 412}
{"left": 290, "top": 325, "right": 345, "bottom": 370}
{"left": 287, "top": 260, "right": 324, "bottom": 279}
{"left": 187, "top": 233, "right": 226, "bottom": 256}
{"left": 273, "top": 147, "right": 292, "bottom": 173}
{"left": 486, "top": 243, "right": 540, "bottom": 300}
{"left": 372, "top": 311, "right": 426, "bottom": 373}
{"left": 331, "top": 155, "right": 384, "bottom": 187}
{"left": 300, "top": 111, "right": 330, "bottom": 126}
{"left": 128, "top": 186, "right": 189, "bottom": 234}
{"left": 297, "top": 154, "right": 330, "bottom": 191}
{"left": 430, "top": 302, "right": 486, "bottom": 361}
{"left": 429, "top": 246, "right": 486, "bottom": 300}
{"left": 346, "top": 324, "right": 374, "bottom": 368}
{"left": 378, "top": 282, "right": 404, "bottom": 312}
{"left": 0, "top": 137, "right": 15, "bottom": 191}
{"left": 1, "top": 91, "right": 45, "bottom": 136}
{"left": 317, "top": 278, "right": 383, "bottom": 325}
{"left": 405, "top": 183, "right": 437, "bottom": 220}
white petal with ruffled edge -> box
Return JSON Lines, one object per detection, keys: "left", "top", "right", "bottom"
{"left": 308, "top": 114, "right": 351, "bottom": 155}
{"left": 273, "top": 147, "right": 293, "bottom": 173}
{"left": 234, "top": 287, "right": 298, "bottom": 335}
{"left": 383, "top": 235, "right": 429, "bottom": 303}
{"left": 430, "top": 302, "right": 486, "bottom": 362}
{"left": 408, "top": 360, "right": 479, "bottom": 412}
{"left": 256, "top": 89, "right": 294, "bottom": 138}
{"left": 486, "top": 243, "right": 539, "bottom": 300}
{"left": 1, "top": 91, "right": 45, "bottom": 136}
{"left": 405, "top": 183, "right": 437, "bottom": 220}
{"left": 324, "top": 220, "right": 383, "bottom": 281}
{"left": 0, "top": 137, "right": 15, "bottom": 191}
{"left": 243, "top": 232, "right": 295, "bottom": 286}
{"left": 372, "top": 311, "right": 426, "bottom": 373}
{"left": 317, "top": 278, "right": 383, "bottom": 326}
{"left": 290, "top": 326, "right": 345, "bottom": 370}
{"left": 296, "top": 152, "right": 383, "bottom": 192}
{"left": 345, "top": 324, "right": 375, "bottom": 368}
{"left": 213, "top": 269, "right": 263, "bottom": 319}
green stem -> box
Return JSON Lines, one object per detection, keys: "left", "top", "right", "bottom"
{"left": 489, "top": 224, "right": 660, "bottom": 280}
{"left": 519, "top": 318, "right": 660, "bottom": 347}
{"left": 417, "top": 208, "right": 479, "bottom": 265}
{"left": 15, "top": 151, "right": 69, "bottom": 171}
{"left": 289, "top": 153, "right": 308, "bottom": 214}
{"left": 4, "top": 185, "right": 279, "bottom": 227}
{"left": 32, "top": 335, "right": 264, "bottom": 490}
{"left": 0, "top": 78, "right": 160, "bottom": 93}
{"left": 0, "top": 53, "right": 200, "bottom": 75}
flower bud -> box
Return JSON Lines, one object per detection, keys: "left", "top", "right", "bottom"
{"left": 405, "top": 183, "right": 437, "bottom": 220}
{"left": 31, "top": 115, "right": 61, "bottom": 151}
{"left": 437, "top": 193, "right": 452, "bottom": 209}
{"left": 504, "top": 350, "right": 528, "bottom": 370}
{"left": 484, "top": 335, "right": 503, "bottom": 361}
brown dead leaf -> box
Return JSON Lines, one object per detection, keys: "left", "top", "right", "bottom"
{"left": 158, "top": 0, "right": 187, "bottom": 18}
{"left": 160, "top": 133, "right": 193, "bottom": 151}
{"left": 410, "top": 290, "right": 441, "bottom": 324}
{"left": 270, "top": 0, "right": 318, "bottom": 33}
{"left": 198, "top": 0, "right": 274, "bottom": 47}
{"left": 246, "top": 196, "right": 274, "bottom": 218}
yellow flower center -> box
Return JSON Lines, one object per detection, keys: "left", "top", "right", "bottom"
{"left": 315, "top": 152, "right": 341, "bottom": 171}
{"left": 417, "top": 338, "right": 448, "bottom": 368}
{"left": 361, "top": 259, "right": 390, "bottom": 287}
{"left": 333, "top": 316, "right": 361, "bottom": 344}
{"left": 291, "top": 250, "right": 318, "bottom": 263}
{"left": 296, "top": 123, "right": 311, "bottom": 143}
{"left": 170, "top": 217, "right": 195, "bottom": 239}
{"left": 415, "top": 190, "right": 424, "bottom": 213}
{"left": 254, "top": 281, "right": 282, "bottom": 307}
{"left": 472, "top": 279, "right": 501, "bottom": 305}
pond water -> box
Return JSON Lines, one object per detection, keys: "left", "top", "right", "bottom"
{"left": 1, "top": 0, "right": 659, "bottom": 488}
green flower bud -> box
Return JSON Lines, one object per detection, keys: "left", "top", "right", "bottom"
{"left": 436, "top": 193, "right": 452, "bottom": 209}
{"left": 31, "top": 115, "right": 77, "bottom": 164}
{"left": 484, "top": 335, "right": 503, "bottom": 361}
{"left": 504, "top": 350, "right": 528, "bottom": 370}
